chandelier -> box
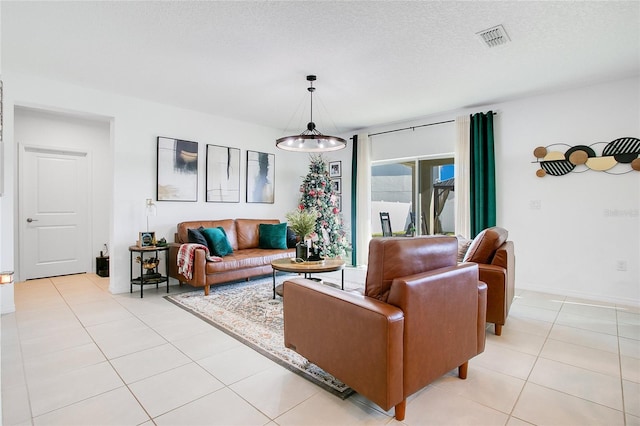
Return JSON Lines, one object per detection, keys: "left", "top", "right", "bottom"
{"left": 276, "top": 75, "right": 347, "bottom": 152}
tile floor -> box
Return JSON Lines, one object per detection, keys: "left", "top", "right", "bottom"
{"left": 2, "top": 270, "right": 639, "bottom": 425}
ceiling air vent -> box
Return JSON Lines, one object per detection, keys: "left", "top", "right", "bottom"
{"left": 476, "top": 25, "right": 510, "bottom": 48}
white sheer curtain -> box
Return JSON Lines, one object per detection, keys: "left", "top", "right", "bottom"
{"left": 355, "top": 132, "right": 372, "bottom": 265}
{"left": 454, "top": 116, "right": 471, "bottom": 238}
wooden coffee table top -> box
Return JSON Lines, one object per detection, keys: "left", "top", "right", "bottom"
{"left": 271, "top": 258, "right": 346, "bottom": 274}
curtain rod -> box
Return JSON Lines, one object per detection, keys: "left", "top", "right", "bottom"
{"left": 368, "top": 112, "right": 498, "bottom": 138}
{"left": 369, "top": 119, "right": 454, "bottom": 137}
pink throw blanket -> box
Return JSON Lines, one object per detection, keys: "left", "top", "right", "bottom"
{"left": 177, "top": 244, "right": 222, "bottom": 280}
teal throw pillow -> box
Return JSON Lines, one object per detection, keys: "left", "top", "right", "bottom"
{"left": 259, "top": 223, "right": 288, "bottom": 250}
{"left": 201, "top": 227, "right": 234, "bottom": 256}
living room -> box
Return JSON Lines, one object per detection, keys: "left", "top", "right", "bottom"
{"left": 0, "top": 1, "right": 637, "bottom": 307}
{"left": 0, "top": 1, "right": 638, "bottom": 425}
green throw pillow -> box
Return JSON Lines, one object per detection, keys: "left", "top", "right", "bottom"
{"left": 201, "top": 227, "right": 234, "bottom": 256}
{"left": 259, "top": 223, "right": 288, "bottom": 249}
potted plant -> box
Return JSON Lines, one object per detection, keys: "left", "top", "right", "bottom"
{"left": 286, "top": 208, "right": 318, "bottom": 261}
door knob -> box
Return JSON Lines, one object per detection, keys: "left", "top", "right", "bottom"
{"left": 26, "top": 218, "right": 38, "bottom": 223}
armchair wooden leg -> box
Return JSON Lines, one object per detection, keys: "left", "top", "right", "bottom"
{"left": 495, "top": 323, "right": 503, "bottom": 336}
{"left": 204, "top": 285, "right": 210, "bottom": 296}
{"left": 458, "top": 361, "right": 468, "bottom": 379}
{"left": 395, "top": 399, "right": 406, "bottom": 421}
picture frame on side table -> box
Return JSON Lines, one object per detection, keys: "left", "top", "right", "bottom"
{"left": 138, "top": 232, "right": 156, "bottom": 247}
{"left": 206, "top": 144, "right": 240, "bottom": 202}
{"left": 157, "top": 136, "right": 198, "bottom": 201}
{"left": 329, "top": 160, "right": 341, "bottom": 177}
{"left": 246, "top": 150, "right": 275, "bottom": 203}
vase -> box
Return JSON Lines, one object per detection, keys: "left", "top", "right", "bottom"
{"left": 295, "top": 241, "right": 308, "bottom": 261}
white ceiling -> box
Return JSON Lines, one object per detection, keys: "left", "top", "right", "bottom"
{"left": 3, "top": 1, "right": 639, "bottom": 135}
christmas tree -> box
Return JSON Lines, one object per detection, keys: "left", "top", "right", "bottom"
{"left": 297, "top": 154, "right": 349, "bottom": 258}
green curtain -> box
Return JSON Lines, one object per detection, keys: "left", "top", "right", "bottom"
{"left": 350, "top": 134, "right": 358, "bottom": 266}
{"left": 470, "top": 111, "right": 496, "bottom": 237}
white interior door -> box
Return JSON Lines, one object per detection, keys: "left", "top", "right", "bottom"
{"left": 20, "top": 145, "right": 90, "bottom": 280}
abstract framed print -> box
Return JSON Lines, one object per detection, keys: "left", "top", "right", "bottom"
{"left": 246, "top": 150, "right": 275, "bottom": 203}
{"left": 157, "top": 136, "right": 198, "bottom": 201}
{"left": 206, "top": 144, "right": 240, "bottom": 202}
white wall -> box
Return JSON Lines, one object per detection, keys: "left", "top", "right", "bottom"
{"left": 359, "top": 76, "right": 640, "bottom": 306}
{"left": 1, "top": 72, "right": 313, "bottom": 295}
{"left": 1, "top": 72, "right": 637, "bottom": 306}
{"left": 495, "top": 77, "right": 639, "bottom": 306}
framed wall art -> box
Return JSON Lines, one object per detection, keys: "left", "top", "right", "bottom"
{"left": 206, "top": 144, "right": 240, "bottom": 202}
{"left": 246, "top": 150, "right": 275, "bottom": 203}
{"left": 157, "top": 137, "right": 198, "bottom": 201}
{"left": 330, "top": 178, "right": 341, "bottom": 194}
{"left": 329, "top": 160, "right": 341, "bottom": 177}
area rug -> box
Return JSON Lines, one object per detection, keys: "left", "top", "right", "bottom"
{"left": 165, "top": 276, "right": 354, "bottom": 399}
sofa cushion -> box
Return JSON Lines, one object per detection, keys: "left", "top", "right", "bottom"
{"left": 259, "top": 223, "right": 288, "bottom": 249}
{"left": 202, "top": 227, "right": 234, "bottom": 256}
{"left": 236, "top": 219, "right": 280, "bottom": 250}
{"left": 204, "top": 248, "right": 294, "bottom": 273}
{"left": 176, "top": 219, "right": 237, "bottom": 250}
{"left": 463, "top": 227, "right": 508, "bottom": 264}
{"left": 188, "top": 228, "right": 208, "bottom": 247}
{"left": 286, "top": 226, "right": 298, "bottom": 248}
{"left": 456, "top": 235, "right": 472, "bottom": 262}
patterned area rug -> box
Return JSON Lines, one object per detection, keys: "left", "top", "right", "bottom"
{"left": 165, "top": 276, "right": 354, "bottom": 399}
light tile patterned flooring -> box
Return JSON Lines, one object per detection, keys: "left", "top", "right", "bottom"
{"left": 2, "top": 270, "right": 639, "bottom": 425}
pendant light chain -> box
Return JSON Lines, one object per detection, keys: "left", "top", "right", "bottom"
{"left": 275, "top": 75, "right": 346, "bottom": 152}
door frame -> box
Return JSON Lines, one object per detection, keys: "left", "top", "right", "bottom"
{"left": 18, "top": 143, "right": 93, "bottom": 281}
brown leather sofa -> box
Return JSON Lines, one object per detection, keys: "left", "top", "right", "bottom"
{"left": 168, "top": 219, "right": 294, "bottom": 295}
{"left": 463, "top": 226, "right": 515, "bottom": 336}
{"left": 283, "top": 236, "right": 487, "bottom": 421}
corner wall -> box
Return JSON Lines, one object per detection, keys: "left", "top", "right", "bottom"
{"left": 361, "top": 76, "right": 640, "bottom": 306}
{"left": 1, "top": 72, "right": 312, "bottom": 295}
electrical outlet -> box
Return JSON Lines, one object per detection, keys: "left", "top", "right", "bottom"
{"left": 616, "top": 261, "right": 627, "bottom": 272}
{"left": 529, "top": 200, "right": 541, "bottom": 210}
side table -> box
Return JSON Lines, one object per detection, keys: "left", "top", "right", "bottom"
{"left": 129, "top": 245, "right": 169, "bottom": 298}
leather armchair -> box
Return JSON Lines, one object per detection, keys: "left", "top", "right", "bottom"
{"left": 283, "top": 236, "right": 487, "bottom": 421}
{"left": 463, "top": 227, "right": 515, "bottom": 336}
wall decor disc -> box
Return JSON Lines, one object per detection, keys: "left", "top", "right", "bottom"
{"left": 533, "top": 137, "right": 640, "bottom": 177}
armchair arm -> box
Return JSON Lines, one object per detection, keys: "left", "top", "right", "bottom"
{"left": 477, "top": 281, "right": 488, "bottom": 353}
{"left": 387, "top": 263, "right": 486, "bottom": 396}
{"left": 283, "top": 278, "right": 404, "bottom": 412}
{"left": 478, "top": 263, "right": 507, "bottom": 287}
{"left": 478, "top": 263, "right": 508, "bottom": 325}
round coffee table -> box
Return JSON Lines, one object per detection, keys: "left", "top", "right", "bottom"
{"left": 271, "top": 258, "right": 346, "bottom": 298}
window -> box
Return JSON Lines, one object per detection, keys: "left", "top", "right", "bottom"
{"left": 372, "top": 158, "right": 454, "bottom": 237}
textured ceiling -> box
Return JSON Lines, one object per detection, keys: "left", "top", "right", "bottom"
{"left": 3, "top": 1, "right": 639, "bottom": 134}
